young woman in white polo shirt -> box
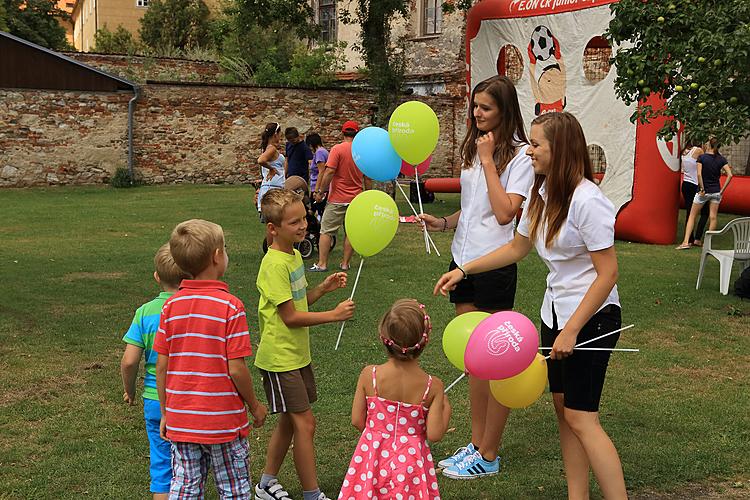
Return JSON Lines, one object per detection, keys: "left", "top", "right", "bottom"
{"left": 435, "top": 112, "right": 627, "bottom": 499}
{"left": 420, "top": 75, "right": 534, "bottom": 480}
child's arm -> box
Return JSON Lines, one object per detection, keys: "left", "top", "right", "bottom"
{"left": 227, "top": 358, "right": 267, "bottom": 428}
{"left": 307, "top": 272, "right": 347, "bottom": 306}
{"left": 120, "top": 344, "right": 143, "bottom": 405}
{"left": 426, "top": 377, "right": 451, "bottom": 442}
{"left": 351, "top": 366, "right": 371, "bottom": 432}
{"left": 720, "top": 164, "right": 733, "bottom": 195}
{"left": 277, "top": 298, "right": 354, "bottom": 328}
{"left": 156, "top": 353, "right": 168, "bottom": 440}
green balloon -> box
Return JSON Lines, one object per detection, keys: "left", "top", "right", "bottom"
{"left": 388, "top": 101, "right": 440, "bottom": 166}
{"left": 442, "top": 311, "right": 490, "bottom": 372}
{"left": 344, "top": 190, "right": 399, "bottom": 257}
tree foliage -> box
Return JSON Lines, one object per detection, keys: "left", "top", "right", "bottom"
{"left": 607, "top": 0, "right": 750, "bottom": 144}
{"left": 342, "top": 1, "right": 409, "bottom": 124}
{"left": 2, "top": 0, "right": 70, "bottom": 50}
{"left": 94, "top": 25, "right": 141, "bottom": 54}
{"left": 139, "top": 0, "right": 211, "bottom": 51}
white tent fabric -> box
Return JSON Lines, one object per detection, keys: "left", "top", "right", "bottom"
{"left": 470, "top": 4, "right": 636, "bottom": 212}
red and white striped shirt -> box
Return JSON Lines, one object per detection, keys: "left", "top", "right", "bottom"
{"left": 154, "top": 280, "right": 252, "bottom": 444}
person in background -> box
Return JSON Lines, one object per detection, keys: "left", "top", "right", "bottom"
{"left": 286, "top": 127, "right": 313, "bottom": 184}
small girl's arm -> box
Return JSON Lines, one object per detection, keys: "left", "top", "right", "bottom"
{"left": 351, "top": 367, "right": 370, "bottom": 432}
{"left": 426, "top": 377, "right": 450, "bottom": 442}
{"left": 720, "top": 164, "right": 733, "bottom": 195}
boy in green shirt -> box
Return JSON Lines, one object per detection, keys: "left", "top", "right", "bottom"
{"left": 254, "top": 189, "right": 355, "bottom": 500}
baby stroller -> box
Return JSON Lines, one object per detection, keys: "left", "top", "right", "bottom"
{"left": 258, "top": 175, "right": 336, "bottom": 259}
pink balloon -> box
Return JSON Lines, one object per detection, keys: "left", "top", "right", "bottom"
{"left": 400, "top": 156, "right": 431, "bottom": 176}
{"left": 464, "top": 311, "right": 539, "bottom": 380}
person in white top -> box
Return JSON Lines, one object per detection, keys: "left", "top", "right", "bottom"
{"left": 435, "top": 112, "right": 627, "bottom": 500}
{"left": 258, "top": 122, "right": 287, "bottom": 248}
{"left": 420, "top": 75, "right": 534, "bottom": 479}
{"left": 679, "top": 140, "right": 708, "bottom": 246}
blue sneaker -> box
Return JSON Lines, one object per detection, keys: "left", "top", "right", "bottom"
{"left": 442, "top": 450, "right": 500, "bottom": 480}
{"left": 437, "top": 442, "right": 477, "bottom": 469}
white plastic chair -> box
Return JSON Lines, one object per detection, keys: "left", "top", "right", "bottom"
{"left": 696, "top": 217, "right": 750, "bottom": 295}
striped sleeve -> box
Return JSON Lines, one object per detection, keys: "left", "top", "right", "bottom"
{"left": 226, "top": 300, "right": 252, "bottom": 359}
{"left": 122, "top": 307, "right": 146, "bottom": 348}
{"left": 153, "top": 303, "right": 170, "bottom": 355}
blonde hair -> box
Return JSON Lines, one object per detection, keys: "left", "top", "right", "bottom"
{"left": 154, "top": 243, "right": 191, "bottom": 288}
{"left": 169, "top": 219, "right": 225, "bottom": 276}
{"left": 261, "top": 189, "right": 304, "bottom": 225}
{"left": 378, "top": 299, "right": 432, "bottom": 361}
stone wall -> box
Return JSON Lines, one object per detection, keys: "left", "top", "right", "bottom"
{"left": 63, "top": 52, "right": 223, "bottom": 84}
{"left": 1, "top": 84, "right": 464, "bottom": 187}
{"left": 0, "top": 90, "right": 132, "bottom": 187}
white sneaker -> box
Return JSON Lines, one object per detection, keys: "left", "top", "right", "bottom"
{"left": 254, "top": 479, "right": 291, "bottom": 500}
{"left": 316, "top": 494, "right": 331, "bottom": 500}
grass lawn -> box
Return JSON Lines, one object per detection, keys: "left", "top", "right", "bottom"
{"left": 1, "top": 185, "right": 749, "bottom": 499}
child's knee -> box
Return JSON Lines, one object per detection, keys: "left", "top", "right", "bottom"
{"left": 291, "top": 411, "right": 316, "bottom": 436}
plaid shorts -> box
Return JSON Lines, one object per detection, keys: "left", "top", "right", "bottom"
{"left": 169, "top": 437, "right": 251, "bottom": 499}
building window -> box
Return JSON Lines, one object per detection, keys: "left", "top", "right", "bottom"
{"left": 318, "top": 0, "right": 336, "bottom": 42}
{"left": 137, "top": 0, "right": 148, "bottom": 6}
{"left": 422, "top": 0, "right": 442, "bottom": 35}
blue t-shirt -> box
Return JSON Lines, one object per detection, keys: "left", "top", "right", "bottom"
{"left": 286, "top": 140, "right": 313, "bottom": 182}
{"left": 698, "top": 153, "right": 728, "bottom": 193}
{"left": 122, "top": 291, "right": 173, "bottom": 400}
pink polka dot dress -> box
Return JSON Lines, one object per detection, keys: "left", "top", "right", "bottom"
{"left": 338, "top": 366, "right": 441, "bottom": 500}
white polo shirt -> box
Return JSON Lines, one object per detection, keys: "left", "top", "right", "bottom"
{"left": 452, "top": 147, "right": 534, "bottom": 267}
{"left": 517, "top": 179, "right": 620, "bottom": 330}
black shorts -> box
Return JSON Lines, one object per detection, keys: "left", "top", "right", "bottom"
{"left": 541, "top": 304, "right": 621, "bottom": 412}
{"left": 448, "top": 260, "right": 517, "bottom": 311}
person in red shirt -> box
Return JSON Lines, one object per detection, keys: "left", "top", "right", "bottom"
{"left": 155, "top": 218, "right": 267, "bottom": 498}
{"left": 310, "top": 120, "right": 372, "bottom": 272}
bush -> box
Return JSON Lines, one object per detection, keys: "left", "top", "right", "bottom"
{"left": 94, "top": 25, "right": 141, "bottom": 54}
{"left": 109, "top": 168, "right": 139, "bottom": 188}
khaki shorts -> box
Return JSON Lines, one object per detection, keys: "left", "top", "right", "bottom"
{"left": 320, "top": 203, "right": 349, "bottom": 236}
{"left": 259, "top": 364, "right": 317, "bottom": 414}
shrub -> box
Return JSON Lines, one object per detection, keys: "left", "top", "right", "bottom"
{"left": 109, "top": 168, "right": 139, "bottom": 188}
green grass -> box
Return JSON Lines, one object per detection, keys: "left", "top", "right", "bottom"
{"left": 1, "top": 185, "right": 748, "bottom": 499}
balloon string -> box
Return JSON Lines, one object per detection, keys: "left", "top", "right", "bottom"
{"left": 543, "top": 324, "right": 634, "bottom": 360}
{"left": 394, "top": 182, "right": 440, "bottom": 256}
{"left": 335, "top": 258, "right": 364, "bottom": 351}
{"left": 414, "top": 169, "right": 430, "bottom": 254}
{"left": 444, "top": 373, "right": 465, "bottom": 394}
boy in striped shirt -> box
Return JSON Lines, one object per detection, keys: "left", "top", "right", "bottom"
{"left": 155, "top": 219, "right": 268, "bottom": 498}
{"left": 121, "top": 243, "right": 191, "bottom": 499}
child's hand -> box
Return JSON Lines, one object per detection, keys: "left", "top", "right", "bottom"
{"left": 477, "top": 132, "right": 496, "bottom": 166}
{"left": 434, "top": 269, "right": 464, "bottom": 296}
{"left": 123, "top": 391, "right": 136, "bottom": 406}
{"left": 159, "top": 416, "right": 168, "bottom": 441}
{"left": 250, "top": 402, "right": 268, "bottom": 428}
{"left": 333, "top": 299, "right": 355, "bottom": 321}
{"left": 321, "top": 272, "right": 347, "bottom": 293}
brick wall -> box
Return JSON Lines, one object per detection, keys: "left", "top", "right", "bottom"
{"left": 0, "top": 84, "right": 465, "bottom": 187}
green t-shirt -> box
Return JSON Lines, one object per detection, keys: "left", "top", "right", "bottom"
{"left": 255, "top": 248, "right": 310, "bottom": 372}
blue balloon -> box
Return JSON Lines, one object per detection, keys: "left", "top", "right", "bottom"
{"left": 351, "top": 126, "right": 402, "bottom": 182}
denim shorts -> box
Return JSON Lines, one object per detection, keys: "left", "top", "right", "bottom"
{"left": 693, "top": 191, "right": 722, "bottom": 205}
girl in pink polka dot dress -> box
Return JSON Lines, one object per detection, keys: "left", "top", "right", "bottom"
{"left": 339, "top": 299, "right": 452, "bottom": 500}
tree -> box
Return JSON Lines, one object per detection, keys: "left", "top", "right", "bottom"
{"left": 341, "top": 1, "right": 408, "bottom": 124}
{"left": 0, "top": 2, "right": 8, "bottom": 31}
{"left": 139, "top": 0, "right": 211, "bottom": 51}
{"left": 94, "top": 25, "right": 141, "bottom": 54}
{"left": 606, "top": 0, "right": 749, "bottom": 145}
{"left": 2, "top": 0, "right": 70, "bottom": 50}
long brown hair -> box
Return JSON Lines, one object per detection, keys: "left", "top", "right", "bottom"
{"left": 526, "top": 112, "right": 593, "bottom": 248}
{"left": 461, "top": 75, "right": 528, "bottom": 174}
{"left": 260, "top": 122, "right": 281, "bottom": 152}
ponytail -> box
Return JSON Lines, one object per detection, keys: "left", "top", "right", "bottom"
{"left": 261, "top": 122, "right": 281, "bottom": 152}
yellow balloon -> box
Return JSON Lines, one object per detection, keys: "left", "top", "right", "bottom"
{"left": 344, "top": 190, "right": 399, "bottom": 257}
{"left": 489, "top": 354, "right": 548, "bottom": 409}
{"left": 388, "top": 101, "right": 440, "bottom": 166}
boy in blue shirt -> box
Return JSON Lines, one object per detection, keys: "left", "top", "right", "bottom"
{"left": 120, "top": 243, "right": 190, "bottom": 499}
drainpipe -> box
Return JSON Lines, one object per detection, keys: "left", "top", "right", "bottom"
{"left": 127, "top": 86, "right": 140, "bottom": 183}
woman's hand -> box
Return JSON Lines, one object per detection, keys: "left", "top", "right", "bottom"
{"left": 477, "top": 132, "right": 496, "bottom": 166}
{"left": 265, "top": 168, "right": 278, "bottom": 181}
{"left": 549, "top": 329, "right": 578, "bottom": 360}
{"left": 434, "top": 269, "right": 464, "bottom": 296}
{"left": 417, "top": 213, "right": 445, "bottom": 232}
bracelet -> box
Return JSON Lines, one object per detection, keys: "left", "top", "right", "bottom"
{"left": 441, "top": 217, "right": 448, "bottom": 232}
{"left": 457, "top": 265, "right": 467, "bottom": 280}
